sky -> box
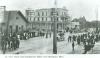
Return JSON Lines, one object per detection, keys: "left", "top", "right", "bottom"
{"left": 0, "top": 0, "right": 100, "bottom": 21}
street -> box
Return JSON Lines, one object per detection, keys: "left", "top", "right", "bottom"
{"left": 5, "top": 32, "right": 70, "bottom": 54}
{"left": 0, "top": 32, "right": 99, "bottom": 54}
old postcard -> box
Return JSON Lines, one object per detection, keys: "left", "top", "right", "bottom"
{"left": 0, "top": 0, "right": 100, "bottom": 56}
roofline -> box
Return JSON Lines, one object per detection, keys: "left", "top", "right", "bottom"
{"left": 26, "top": 8, "right": 68, "bottom": 11}
{"left": 5, "top": 10, "right": 29, "bottom": 23}
{"left": 17, "top": 11, "right": 29, "bottom": 23}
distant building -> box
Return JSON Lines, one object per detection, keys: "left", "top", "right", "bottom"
{"left": 0, "top": 11, "right": 28, "bottom": 34}
{"left": 87, "top": 28, "right": 96, "bottom": 32}
{"left": 70, "top": 22, "right": 80, "bottom": 29}
{"left": 67, "top": 22, "right": 80, "bottom": 32}
{"left": 25, "top": 8, "right": 71, "bottom": 33}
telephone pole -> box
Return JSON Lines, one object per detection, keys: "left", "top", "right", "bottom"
{"left": 52, "top": 0, "right": 57, "bottom": 54}
{"left": 96, "top": 7, "right": 98, "bottom": 33}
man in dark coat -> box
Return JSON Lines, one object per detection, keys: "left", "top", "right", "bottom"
{"left": 77, "top": 36, "right": 81, "bottom": 45}
{"left": 72, "top": 42, "right": 75, "bottom": 51}
{"left": 1, "top": 35, "right": 7, "bottom": 54}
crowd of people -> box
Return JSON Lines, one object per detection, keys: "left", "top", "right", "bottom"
{"left": 0, "top": 32, "right": 20, "bottom": 54}
{"left": 0, "top": 31, "right": 49, "bottom": 54}
{"left": 1, "top": 28, "right": 99, "bottom": 54}
{"left": 68, "top": 32, "right": 100, "bottom": 54}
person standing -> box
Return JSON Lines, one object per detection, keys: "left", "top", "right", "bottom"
{"left": 73, "top": 35, "right": 76, "bottom": 41}
{"left": 77, "top": 36, "right": 81, "bottom": 45}
{"left": 68, "top": 36, "right": 71, "bottom": 42}
{"left": 46, "top": 33, "right": 48, "bottom": 38}
{"left": 1, "top": 34, "right": 7, "bottom": 54}
{"left": 72, "top": 41, "right": 75, "bottom": 51}
{"left": 83, "top": 42, "right": 88, "bottom": 54}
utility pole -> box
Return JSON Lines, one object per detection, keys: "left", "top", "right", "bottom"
{"left": 52, "top": 0, "right": 57, "bottom": 54}
{"left": 96, "top": 7, "right": 98, "bottom": 33}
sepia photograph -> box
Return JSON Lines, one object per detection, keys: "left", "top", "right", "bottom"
{"left": 0, "top": 0, "right": 100, "bottom": 54}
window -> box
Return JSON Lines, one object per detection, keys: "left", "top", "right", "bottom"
{"left": 64, "top": 12, "right": 66, "bottom": 15}
{"left": 21, "top": 25, "right": 23, "bottom": 31}
{"left": 46, "top": 12, "right": 47, "bottom": 16}
{"left": 38, "top": 17, "right": 39, "bottom": 21}
{"left": 1, "top": 23, "right": 6, "bottom": 25}
{"left": 46, "top": 17, "right": 47, "bottom": 21}
{"left": 30, "top": 17, "right": 31, "bottom": 21}
{"left": 43, "top": 23, "right": 45, "bottom": 26}
{"left": 34, "top": 18, "right": 35, "bottom": 21}
{"left": 57, "top": 17, "right": 58, "bottom": 21}
{"left": 16, "top": 25, "right": 18, "bottom": 32}
{"left": 62, "top": 12, "right": 64, "bottom": 15}
{"left": 42, "top": 12, "right": 44, "bottom": 16}
{"left": 42, "top": 17, "right": 44, "bottom": 21}
{"left": 19, "top": 27, "right": 21, "bottom": 29}
{"left": 38, "top": 12, "right": 40, "bottom": 16}
{"left": 9, "top": 25, "right": 12, "bottom": 33}
{"left": 51, "top": 17, "right": 53, "bottom": 21}
{"left": 0, "top": 27, "right": 2, "bottom": 33}
{"left": 57, "top": 12, "right": 58, "bottom": 16}
{"left": 16, "top": 17, "right": 19, "bottom": 20}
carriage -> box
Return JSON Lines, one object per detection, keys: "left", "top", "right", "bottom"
{"left": 57, "top": 31, "right": 65, "bottom": 41}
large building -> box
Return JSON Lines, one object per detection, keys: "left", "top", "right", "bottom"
{"left": 26, "top": 8, "right": 71, "bottom": 33}
{"left": 0, "top": 10, "right": 28, "bottom": 34}
{"left": 0, "top": 6, "right": 6, "bottom": 33}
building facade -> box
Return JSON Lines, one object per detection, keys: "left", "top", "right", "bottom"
{"left": 0, "top": 6, "right": 6, "bottom": 33}
{"left": 0, "top": 11, "right": 28, "bottom": 34}
{"left": 69, "top": 22, "right": 80, "bottom": 32}
{"left": 26, "top": 8, "right": 71, "bottom": 33}
{"left": 0, "top": 6, "right": 6, "bottom": 23}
